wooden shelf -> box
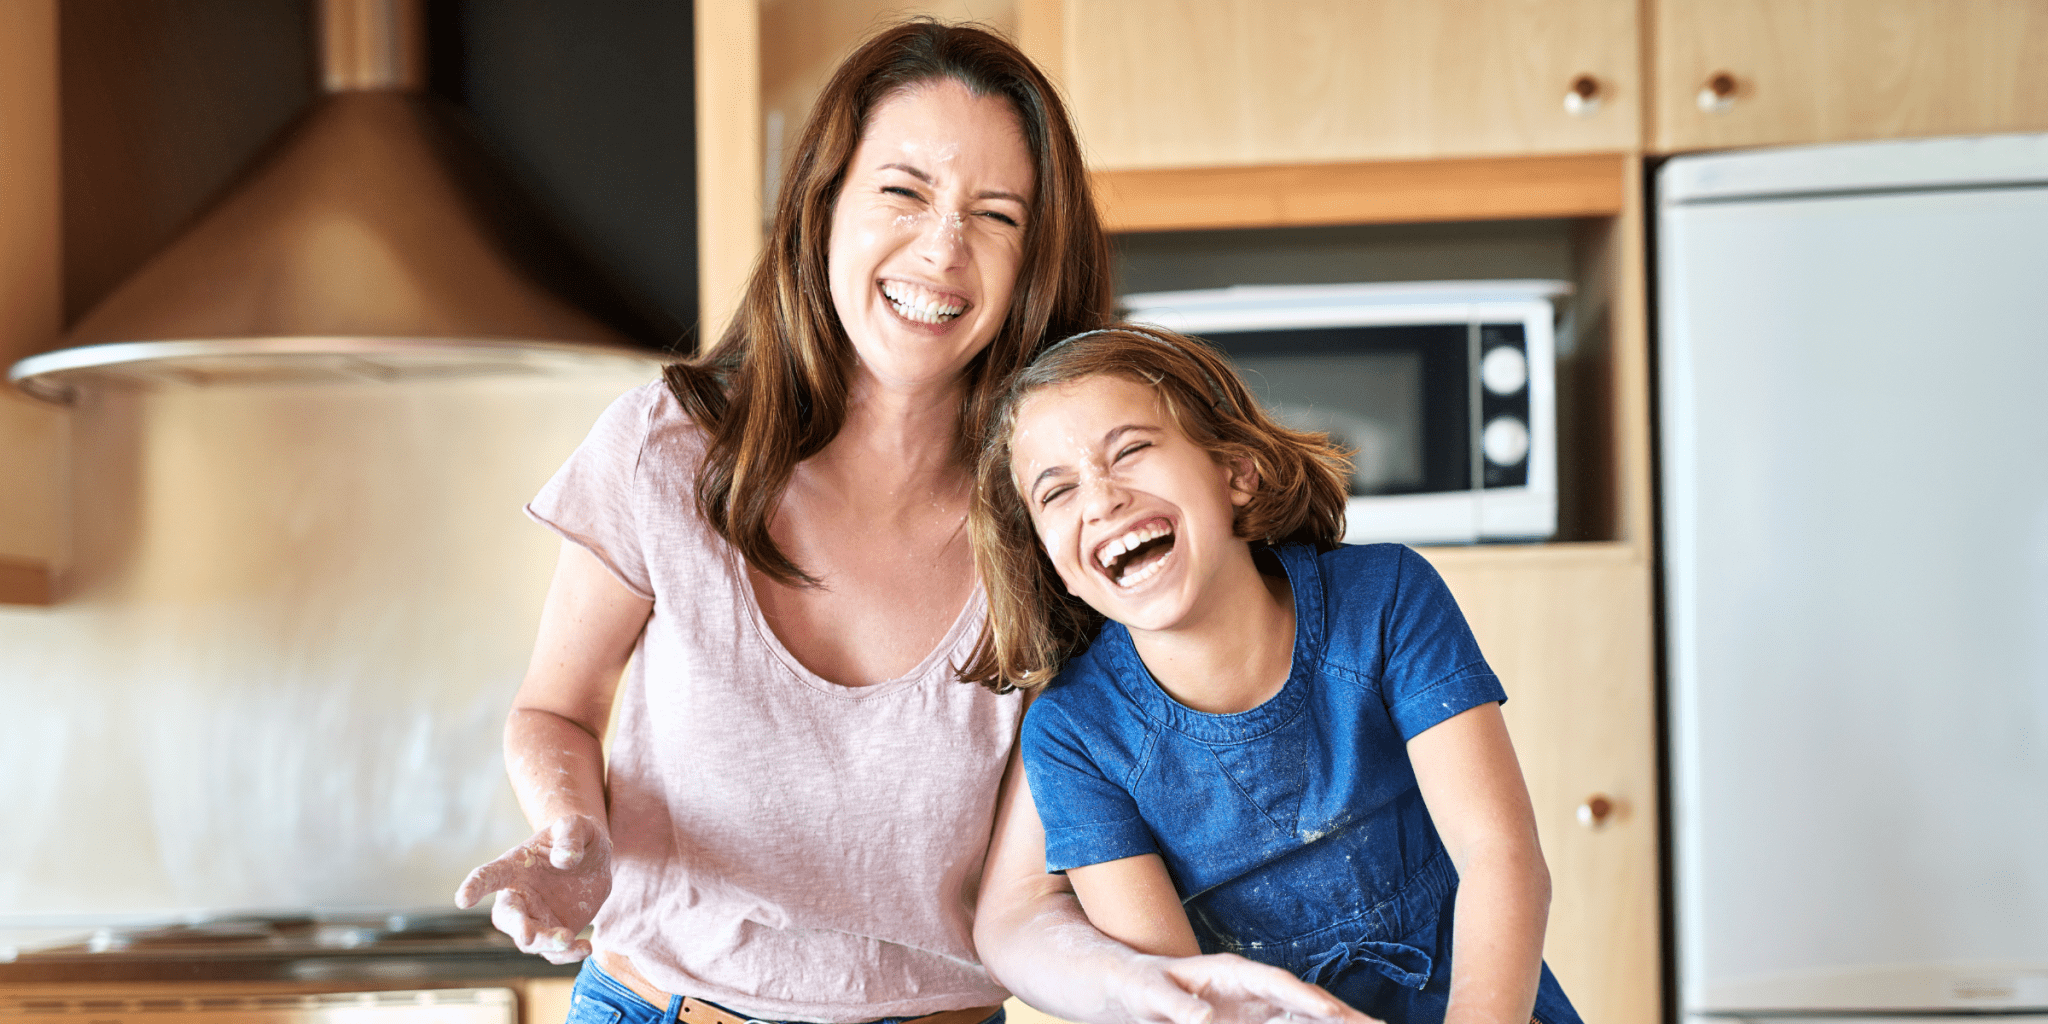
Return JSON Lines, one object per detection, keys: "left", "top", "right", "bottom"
{"left": 1093, "top": 153, "right": 1629, "bottom": 234}
{"left": 0, "top": 558, "right": 55, "bottom": 605}
{"left": 1416, "top": 538, "right": 1647, "bottom": 569}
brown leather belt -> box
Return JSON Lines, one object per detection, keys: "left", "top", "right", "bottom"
{"left": 600, "top": 951, "right": 1000, "bottom": 1024}
{"left": 678, "top": 998, "right": 1000, "bottom": 1024}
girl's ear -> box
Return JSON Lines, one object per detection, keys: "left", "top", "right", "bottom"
{"left": 1227, "top": 457, "right": 1259, "bottom": 508}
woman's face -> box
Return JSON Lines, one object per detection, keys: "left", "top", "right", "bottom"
{"left": 827, "top": 79, "right": 1034, "bottom": 393}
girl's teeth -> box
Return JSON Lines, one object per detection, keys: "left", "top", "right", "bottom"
{"left": 1097, "top": 524, "right": 1179, "bottom": 581}
{"left": 1097, "top": 523, "right": 1171, "bottom": 571}
{"left": 1115, "top": 548, "right": 1169, "bottom": 588}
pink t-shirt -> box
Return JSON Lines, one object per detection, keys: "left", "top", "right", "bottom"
{"left": 527, "top": 382, "right": 1021, "bottom": 1021}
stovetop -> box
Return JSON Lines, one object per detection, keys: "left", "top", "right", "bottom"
{"left": 0, "top": 913, "right": 577, "bottom": 985}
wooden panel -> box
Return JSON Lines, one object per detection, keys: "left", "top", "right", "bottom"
{"left": 1094, "top": 153, "right": 1627, "bottom": 233}
{"left": 1013, "top": 0, "right": 1063, "bottom": 91}
{"left": 57, "top": 0, "right": 315, "bottom": 325}
{"left": 1557, "top": 156, "right": 1652, "bottom": 549}
{"left": 1651, "top": 0, "right": 2048, "bottom": 152}
{"left": 758, "top": 0, "right": 1018, "bottom": 157}
{"left": 0, "top": 0, "right": 66, "bottom": 604}
{"left": 0, "top": 0, "right": 60, "bottom": 370}
{"left": 695, "top": 0, "right": 761, "bottom": 349}
{"left": 0, "top": 557, "right": 54, "bottom": 605}
{"left": 1064, "top": 0, "right": 1640, "bottom": 170}
{"left": 1422, "top": 542, "right": 1661, "bottom": 1024}
{"left": 521, "top": 977, "right": 574, "bottom": 1024}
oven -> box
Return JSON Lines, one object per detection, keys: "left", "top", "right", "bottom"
{"left": 0, "top": 913, "right": 571, "bottom": 1024}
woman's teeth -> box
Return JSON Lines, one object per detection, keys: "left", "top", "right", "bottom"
{"left": 881, "top": 281, "right": 965, "bottom": 324}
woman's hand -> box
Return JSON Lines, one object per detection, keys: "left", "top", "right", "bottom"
{"left": 455, "top": 541, "right": 645, "bottom": 964}
{"left": 975, "top": 738, "right": 1381, "bottom": 1024}
{"left": 454, "top": 813, "right": 613, "bottom": 964}
{"left": 1103, "top": 952, "right": 1380, "bottom": 1024}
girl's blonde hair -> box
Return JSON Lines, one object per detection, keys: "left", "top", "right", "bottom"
{"left": 961, "top": 325, "right": 1351, "bottom": 692}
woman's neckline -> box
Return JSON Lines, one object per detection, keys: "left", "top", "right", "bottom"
{"left": 732, "top": 546, "right": 987, "bottom": 699}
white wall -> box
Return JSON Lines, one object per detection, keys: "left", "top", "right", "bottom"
{"left": 0, "top": 371, "right": 654, "bottom": 942}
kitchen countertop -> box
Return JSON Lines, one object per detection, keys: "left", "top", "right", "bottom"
{"left": 0, "top": 916, "right": 579, "bottom": 986}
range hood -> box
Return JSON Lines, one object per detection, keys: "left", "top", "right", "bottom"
{"left": 8, "top": 0, "right": 669, "bottom": 403}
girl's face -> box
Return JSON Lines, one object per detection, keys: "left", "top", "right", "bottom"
{"left": 826, "top": 80, "right": 1034, "bottom": 393}
{"left": 1009, "top": 374, "right": 1256, "bottom": 635}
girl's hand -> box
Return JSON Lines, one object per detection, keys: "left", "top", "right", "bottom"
{"left": 454, "top": 813, "right": 613, "bottom": 964}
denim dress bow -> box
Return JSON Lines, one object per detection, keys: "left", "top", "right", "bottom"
{"left": 1302, "top": 936, "right": 1434, "bottom": 990}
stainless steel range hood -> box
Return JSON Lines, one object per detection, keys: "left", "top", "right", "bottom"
{"left": 8, "top": 0, "right": 668, "bottom": 403}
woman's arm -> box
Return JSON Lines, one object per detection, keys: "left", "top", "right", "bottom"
{"left": 976, "top": 744, "right": 1375, "bottom": 1024}
{"left": 1406, "top": 702, "right": 1550, "bottom": 1024}
{"left": 454, "top": 540, "right": 653, "bottom": 963}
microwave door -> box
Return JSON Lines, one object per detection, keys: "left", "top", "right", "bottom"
{"left": 1211, "top": 324, "right": 1483, "bottom": 544}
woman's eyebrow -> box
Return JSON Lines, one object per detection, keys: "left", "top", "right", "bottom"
{"left": 880, "top": 162, "right": 1028, "bottom": 207}
{"left": 880, "top": 161, "right": 933, "bottom": 182}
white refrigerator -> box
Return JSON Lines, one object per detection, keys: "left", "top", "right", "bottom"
{"left": 1658, "top": 133, "right": 2048, "bottom": 1024}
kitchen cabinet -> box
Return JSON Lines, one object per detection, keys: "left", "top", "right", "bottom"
{"left": 0, "top": 0, "right": 67, "bottom": 606}
{"left": 1650, "top": 0, "right": 2048, "bottom": 152}
{"left": 1425, "top": 543, "right": 1661, "bottom": 1024}
{"left": 1056, "top": 0, "right": 1640, "bottom": 169}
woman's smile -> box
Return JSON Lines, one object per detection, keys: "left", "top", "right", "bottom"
{"left": 879, "top": 279, "right": 968, "bottom": 325}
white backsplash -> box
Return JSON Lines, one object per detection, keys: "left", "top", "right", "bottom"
{"left": 0, "top": 370, "right": 656, "bottom": 932}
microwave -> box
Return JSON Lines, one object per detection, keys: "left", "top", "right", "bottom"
{"left": 1120, "top": 280, "right": 1567, "bottom": 546}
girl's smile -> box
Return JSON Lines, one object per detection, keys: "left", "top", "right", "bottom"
{"left": 1010, "top": 374, "right": 1257, "bottom": 635}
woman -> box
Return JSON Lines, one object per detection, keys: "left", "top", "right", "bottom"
{"left": 454, "top": 21, "right": 1373, "bottom": 1024}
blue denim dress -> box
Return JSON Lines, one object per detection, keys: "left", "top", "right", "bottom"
{"left": 1022, "top": 543, "right": 1582, "bottom": 1024}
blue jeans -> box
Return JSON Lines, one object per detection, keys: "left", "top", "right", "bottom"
{"left": 565, "top": 959, "right": 1007, "bottom": 1024}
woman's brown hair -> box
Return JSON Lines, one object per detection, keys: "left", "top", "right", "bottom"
{"left": 961, "top": 325, "right": 1353, "bottom": 692}
{"left": 663, "top": 20, "right": 1112, "bottom": 587}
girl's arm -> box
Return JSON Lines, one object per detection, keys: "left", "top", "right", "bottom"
{"left": 975, "top": 743, "right": 1375, "bottom": 1024}
{"left": 1067, "top": 854, "right": 1200, "bottom": 957}
{"left": 455, "top": 540, "right": 653, "bottom": 962}
{"left": 1406, "top": 702, "right": 1550, "bottom": 1024}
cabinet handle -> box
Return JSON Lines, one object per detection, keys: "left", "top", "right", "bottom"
{"left": 1576, "top": 794, "right": 1615, "bottom": 828}
{"left": 1564, "top": 74, "right": 1602, "bottom": 117}
{"left": 1696, "top": 72, "right": 1738, "bottom": 114}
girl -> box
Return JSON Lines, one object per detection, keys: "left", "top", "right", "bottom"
{"left": 964, "top": 326, "right": 1584, "bottom": 1024}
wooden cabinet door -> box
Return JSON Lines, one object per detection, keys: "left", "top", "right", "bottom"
{"left": 1060, "top": 0, "right": 1640, "bottom": 170}
{"left": 1652, "top": 0, "right": 2048, "bottom": 152}
{"left": 1426, "top": 545, "right": 1662, "bottom": 1024}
